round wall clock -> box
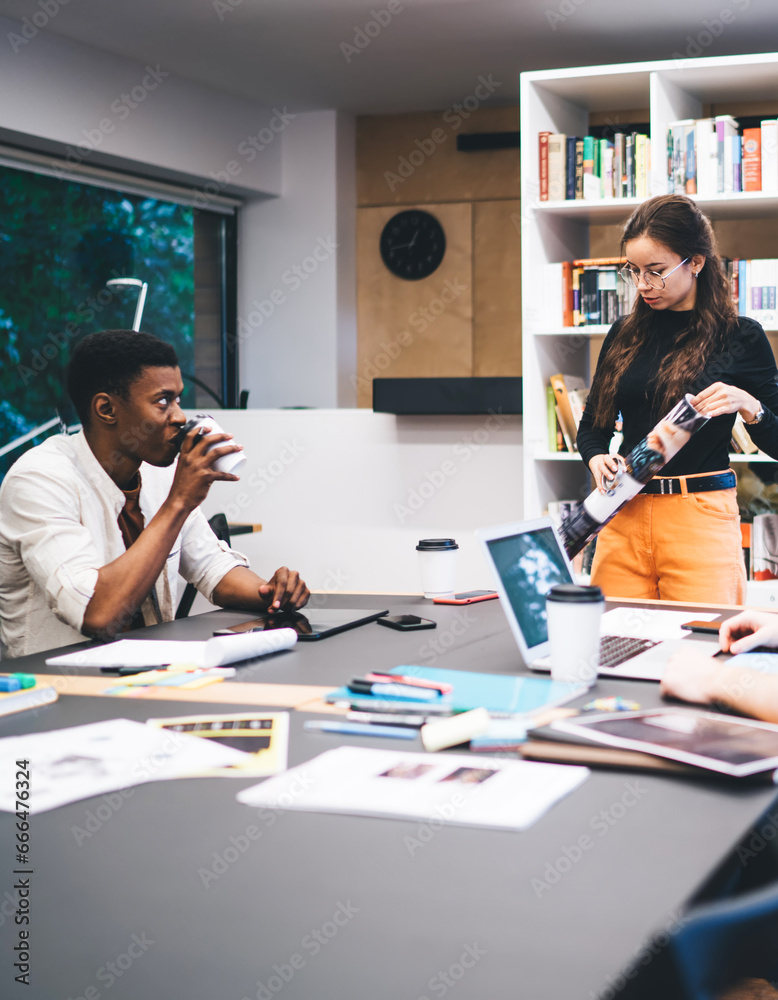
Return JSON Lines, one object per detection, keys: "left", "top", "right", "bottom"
{"left": 379, "top": 209, "right": 446, "bottom": 281}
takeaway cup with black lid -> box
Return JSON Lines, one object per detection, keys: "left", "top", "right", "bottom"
{"left": 416, "top": 539, "right": 459, "bottom": 598}
{"left": 546, "top": 583, "right": 604, "bottom": 685}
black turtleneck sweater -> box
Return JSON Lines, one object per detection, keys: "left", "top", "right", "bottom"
{"left": 576, "top": 311, "right": 778, "bottom": 476}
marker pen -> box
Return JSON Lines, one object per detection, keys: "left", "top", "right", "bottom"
{"left": 304, "top": 720, "right": 417, "bottom": 740}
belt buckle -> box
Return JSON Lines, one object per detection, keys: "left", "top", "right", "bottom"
{"left": 659, "top": 477, "right": 670, "bottom": 495}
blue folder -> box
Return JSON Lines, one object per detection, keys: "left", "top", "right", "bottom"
{"left": 325, "top": 665, "right": 587, "bottom": 716}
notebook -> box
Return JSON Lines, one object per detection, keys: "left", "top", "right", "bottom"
{"left": 475, "top": 517, "right": 717, "bottom": 681}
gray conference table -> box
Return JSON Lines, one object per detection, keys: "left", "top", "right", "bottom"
{"left": 2, "top": 593, "right": 777, "bottom": 1000}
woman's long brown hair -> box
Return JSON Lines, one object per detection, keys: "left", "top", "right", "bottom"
{"left": 589, "top": 194, "right": 738, "bottom": 430}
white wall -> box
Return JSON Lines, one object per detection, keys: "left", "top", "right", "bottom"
{"left": 236, "top": 111, "right": 357, "bottom": 409}
{"left": 185, "top": 408, "right": 522, "bottom": 609}
{"left": 0, "top": 15, "right": 283, "bottom": 195}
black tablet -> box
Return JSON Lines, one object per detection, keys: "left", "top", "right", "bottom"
{"left": 214, "top": 608, "right": 390, "bottom": 641}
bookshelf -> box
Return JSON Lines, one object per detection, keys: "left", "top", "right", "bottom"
{"left": 520, "top": 53, "right": 778, "bottom": 519}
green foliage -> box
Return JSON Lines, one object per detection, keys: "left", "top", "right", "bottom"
{"left": 0, "top": 167, "right": 195, "bottom": 475}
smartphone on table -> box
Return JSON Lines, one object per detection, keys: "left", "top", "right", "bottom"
{"left": 680, "top": 620, "right": 721, "bottom": 635}
{"left": 377, "top": 615, "right": 436, "bottom": 631}
{"left": 432, "top": 590, "right": 498, "bottom": 605}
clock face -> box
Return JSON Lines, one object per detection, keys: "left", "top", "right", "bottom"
{"left": 379, "top": 210, "right": 446, "bottom": 281}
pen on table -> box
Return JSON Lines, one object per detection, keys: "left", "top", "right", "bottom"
{"left": 100, "top": 665, "right": 172, "bottom": 676}
{"left": 347, "top": 711, "right": 429, "bottom": 728}
{"left": 364, "top": 672, "right": 453, "bottom": 694}
{"left": 304, "top": 720, "right": 417, "bottom": 740}
{"left": 346, "top": 679, "right": 441, "bottom": 701}
{"left": 341, "top": 699, "right": 456, "bottom": 716}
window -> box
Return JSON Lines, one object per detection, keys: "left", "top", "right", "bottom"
{"left": 0, "top": 159, "right": 237, "bottom": 476}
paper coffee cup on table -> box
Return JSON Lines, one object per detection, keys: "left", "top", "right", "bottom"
{"left": 546, "top": 583, "right": 604, "bottom": 686}
{"left": 416, "top": 538, "right": 458, "bottom": 598}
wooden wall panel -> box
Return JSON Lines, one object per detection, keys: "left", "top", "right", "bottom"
{"left": 355, "top": 203, "right": 473, "bottom": 408}
{"left": 473, "top": 199, "right": 522, "bottom": 376}
{"left": 357, "top": 106, "right": 519, "bottom": 208}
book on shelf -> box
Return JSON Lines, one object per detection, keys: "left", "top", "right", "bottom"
{"left": 549, "top": 373, "right": 588, "bottom": 452}
{"left": 730, "top": 414, "right": 758, "bottom": 455}
{"left": 762, "top": 119, "right": 778, "bottom": 194}
{"left": 565, "top": 136, "right": 577, "bottom": 200}
{"left": 724, "top": 257, "right": 778, "bottom": 330}
{"left": 547, "top": 133, "right": 567, "bottom": 201}
{"left": 742, "top": 127, "right": 762, "bottom": 191}
{"left": 538, "top": 130, "right": 550, "bottom": 200}
{"left": 546, "top": 384, "right": 563, "bottom": 452}
{"left": 538, "top": 130, "right": 649, "bottom": 201}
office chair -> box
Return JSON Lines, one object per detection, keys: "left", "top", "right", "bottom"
{"left": 175, "top": 513, "right": 231, "bottom": 619}
{"left": 617, "top": 878, "right": 778, "bottom": 1000}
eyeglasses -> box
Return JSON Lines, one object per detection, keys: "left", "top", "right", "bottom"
{"left": 618, "top": 257, "right": 690, "bottom": 290}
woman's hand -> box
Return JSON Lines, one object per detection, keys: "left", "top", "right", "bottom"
{"left": 589, "top": 453, "right": 623, "bottom": 494}
{"left": 690, "top": 382, "right": 761, "bottom": 423}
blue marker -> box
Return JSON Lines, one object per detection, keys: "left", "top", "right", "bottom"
{"left": 304, "top": 720, "right": 417, "bottom": 740}
{"left": 0, "top": 677, "right": 22, "bottom": 693}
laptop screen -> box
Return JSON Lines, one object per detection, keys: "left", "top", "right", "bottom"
{"left": 485, "top": 525, "right": 574, "bottom": 651}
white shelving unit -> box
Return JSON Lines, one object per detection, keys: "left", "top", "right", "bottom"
{"left": 520, "top": 53, "right": 778, "bottom": 518}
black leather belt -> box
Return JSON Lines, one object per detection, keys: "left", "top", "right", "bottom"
{"left": 641, "top": 471, "right": 737, "bottom": 495}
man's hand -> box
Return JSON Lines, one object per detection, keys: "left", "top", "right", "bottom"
{"left": 169, "top": 426, "right": 243, "bottom": 512}
{"left": 719, "top": 610, "right": 778, "bottom": 653}
{"left": 660, "top": 652, "right": 724, "bottom": 705}
{"left": 259, "top": 567, "right": 310, "bottom": 613}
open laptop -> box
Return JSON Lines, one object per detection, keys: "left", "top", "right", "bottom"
{"left": 475, "top": 517, "right": 718, "bottom": 681}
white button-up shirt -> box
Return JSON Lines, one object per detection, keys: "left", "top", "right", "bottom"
{"left": 0, "top": 431, "right": 248, "bottom": 657}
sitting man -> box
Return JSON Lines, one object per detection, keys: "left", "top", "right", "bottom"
{"left": 662, "top": 610, "right": 778, "bottom": 723}
{"left": 0, "top": 330, "right": 309, "bottom": 657}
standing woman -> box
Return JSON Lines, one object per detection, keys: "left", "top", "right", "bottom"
{"left": 576, "top": 194, "right": 778, "bottom": 603}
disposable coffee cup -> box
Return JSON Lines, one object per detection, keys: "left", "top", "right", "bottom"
{"left": 416, "top": 539, "right": 459, "bottom": 598}
{"left": 180, "top": 413, "right": 246, "bottom": 478}
{"left": 546, "top": 583, "right": 604, "bottom": 686}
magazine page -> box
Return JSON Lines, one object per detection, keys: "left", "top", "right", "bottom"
{"left": 551, "top": 708, "right": 778, "bottom": 777}
{"left": 560, "top": 394, "right": 709, "bottom": 557}
{"left": 237, "top": 746, "right": 589, "bottom": 831}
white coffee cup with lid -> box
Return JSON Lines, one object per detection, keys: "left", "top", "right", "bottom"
{"left": 180, "top": 413, "right": 247, "bottom": 478}
{"left": 416, "top": 538, "right": 459, "bottom": 598}
{"left": 546, "top": 583, "right": 604, "bottom": 685}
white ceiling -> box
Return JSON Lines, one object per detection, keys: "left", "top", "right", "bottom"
{"left": 1, "top": 0, "right": 776, "bottom": 115}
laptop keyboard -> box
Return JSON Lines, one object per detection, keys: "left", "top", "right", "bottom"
{"left": 599, "top": 634, "right": 659, "bottom": 669}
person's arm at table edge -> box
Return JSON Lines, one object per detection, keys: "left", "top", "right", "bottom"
{"left": 212, "top": 565, "right": 310, "bottom": 614}
{"left": 661, "top": 609, "right": 778, "bottom": 723}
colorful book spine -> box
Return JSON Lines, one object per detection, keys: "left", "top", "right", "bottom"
{"left": 761, "top": 120, "right": 778, "bottom": 194}
{"left": 565, "top": 137, "right": 577, "bottom": 200}
{"left": 547, "top": 133, "right": 567, "bottom": 201}
{"left": 574, "top": 139, "right": 584, "bottom": 199}
{"left": 539, "top": 131, "right": 551, "bottom": 201}
{"left": 743, "top": 128, "right": 762, "bottom": 191}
